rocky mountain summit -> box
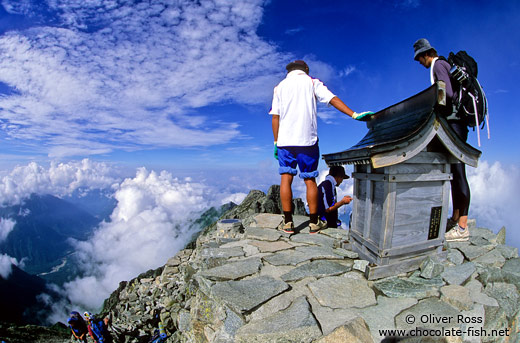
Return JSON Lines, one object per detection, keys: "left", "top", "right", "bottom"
{"left": 98, "top": 189, "right": 520, "bottom": 343}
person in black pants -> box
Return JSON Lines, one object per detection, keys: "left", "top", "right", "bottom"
{"left": 413, "top": 38, "right": 470, "bottom": 242}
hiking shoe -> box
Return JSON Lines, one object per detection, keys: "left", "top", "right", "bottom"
{"left": 278, "top": 221, "right": 294, "bottom": 234}
{"left": 446, "top": 218, "right": 458, "bottom": 232}
{"left": 309, "top": 219, "right": 327, "bottom": 234}
{"left": 445, "top": 226, "right": 469, "bottom": 242}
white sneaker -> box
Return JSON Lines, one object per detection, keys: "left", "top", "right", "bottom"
{"left": 445, "top": 226, "right": 469, "bottom": 242}
{"left": 309, "top": 219, "right": 327, "bottom": 234}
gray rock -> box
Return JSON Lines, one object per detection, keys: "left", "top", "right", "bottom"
{"left": 440, "top": 285, "right": 473, "bottom": 311}
{"left": 460, "top": 304, "right": 485, "bottom": 343}
{"left": 199, "top": 258, "right": 262, "bottom": 281}
{"left": 373, "top": 277, "right": 439, "bottom": 298}
{"left": 280, "top": 260, "right": 351, "bottom": 282}
{"left": 290, "top": 232, "right": 337, "bottom": 247}
{"left": 470, "top": 227, "right": 497, "bottom": 242}
{"left": 456, "top": 244, "right": 494, "bottom": 261}
{"left": 308, "top": 276, "right": 376, "bottom": 309}
{"left": 407, "top": 274, "right": 445, "bottom": 288}
{"left": 216, "top": 219, "right": 244, "bottom": 239}
{"left": 295, "top": 245, "right": 344, "bottom": 260}
{"left": 470, "top": 235, "right": 492, "bottom": 246}
{"left": 464, "top": 280, "right": 499, "bottom": 307}
{"left": 200, "top": 247, "right": 245, "bottom": 259}
{"left": 484, "top": 282, "right": 520, "bottom": 318}
{"left": 495, "top": 244, "right": 519, "bottom": 259}
{"left": 509, "top": 309, "right": 520, "bottom": 343}
{"left": 210, "top": 276, "right": 289, "bottom": 313}
{"left": 213, "top": 308, "right": 245, "bottom": 343}
{"left": 502, "top": 257, "right": 520, "bottom": 277}
{"left": 395, "top": 298, "right": 460, "bottom": 330}
{"left": 248, "top": 239, "right": 294, "bottom": 253}
{"left": 495, "top": 226, "right": 506, "bottom": 245}
{"left": 319, "top": 227, "right": 349, "bottom": 241}
{"left": 441, "top": 262, "right": 476, "bottom": 285}
{"left": 244, "top": 227, "right": 281, "bottom": 242}
{"left": 250, "top": 213, "right": 284, "bottom": 229}
{"left": 447, "top": 248, "right": 465, "bottom": 265}
{"left": 262, "top": 249, "right": 313, "bottom": 266}
{"left": 177, "top": 310, "right": 191, "bottom": 332}
{"left": 314, "top": 317, "right": 373, "bottom": 343}
{"left": 333, "top": 247, "right": 358, "bottom": 259}
{"left": 356, "top": 296, "right": 418, "bottom": 342}
{"left": 235, "top": 296, "right": 321, "bottom": 343}
{"left": 483, "top": 306, "right": 509, "bottom": 343}
{"left": 353, "top": 259, "right": 369, "bottom": 273}
{"left": 249, "top": 278, "right": 312, "bottom": 322}
{"left": 472, "top": 248, "right": 506, "bottom": 268}
{"left": 420, "top": 257, "right": 445, "bottom": 279}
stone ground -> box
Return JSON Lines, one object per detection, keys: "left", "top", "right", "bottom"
{"left": 180, "top": 214, "right": 519, "bottom": 343}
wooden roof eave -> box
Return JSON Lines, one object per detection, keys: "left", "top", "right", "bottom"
{"left": 436, "top": 117, "right": 481, "bottom": 167}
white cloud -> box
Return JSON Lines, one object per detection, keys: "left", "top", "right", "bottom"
{"left": 0, "top": 217, "right": 16, "bottom": 242}
{"left": 61, "top": 167, "right": 240, "bottom": 310}
{"left": 0, "top": 253, "right": 19, "bottom": 279}
{"left": 0, "top": 159, "right": 120, "bottom": 205}
{"left": 467, "top": 161, "right": 520, "bottom": 248}
{"left": 0, "top": 0, "right": 288, "bottom": 157}
{"left": 340, "top": 65, "right": 356, "bottom": 77}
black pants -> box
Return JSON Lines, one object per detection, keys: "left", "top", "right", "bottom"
{"left": 449, "top": 121, "right": 470, "bottom": 217}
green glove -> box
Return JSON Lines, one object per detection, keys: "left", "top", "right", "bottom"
{"left": 352, "top": 111, "right": 375, "bottom": 121}
{"left": 274, "top": 142, "right": 278, "bottom": 160}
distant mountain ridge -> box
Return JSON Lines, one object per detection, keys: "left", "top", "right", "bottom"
{"left": 0, "top": 264, "right": 61, "bottom": 325}
{"left": 0, "top": 194, "right": 102, "bottom": 278}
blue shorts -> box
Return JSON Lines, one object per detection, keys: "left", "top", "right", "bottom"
{"left": 278, "top": 142, "right": 320, "bottom": 179}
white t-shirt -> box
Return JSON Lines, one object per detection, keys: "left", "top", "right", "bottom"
{"left": 269, "top": 70, "right": 336, "bottom": 147}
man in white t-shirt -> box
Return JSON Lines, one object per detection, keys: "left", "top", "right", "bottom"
{"left": 269, "top": 60, "right": 373, "bottom": 234}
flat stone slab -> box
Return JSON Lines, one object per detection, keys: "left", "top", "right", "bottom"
{"left": 249, "top": 239, "right": 294, "bottom": 253}
{"left": 440, "top": 285, "right": 473, "bottom": 311}
{"left": 280, "top": 260, "right": 351, "bottom": 282}
{"left": 250, "top": 213, "right": 283, "bottom": 228}
{"left": 447, "top": 248, "right": 465, "bottom": 265}
{"left": 456, "top": 244, "right": 494, "bottom": 261}
{"left": 373, "top": 277, "right": 440, "bottom": 298}
{"left": 199, "top": 258, "right": 262, "bottom": 281}
{"left": 314, "top": 317, "right": 373, "bottom": 343}
{"left": 294, "top": 245, "right": 344, "bottom": 260}
{"left": 470, "top": 227, "right": 497, "bottom": 241}
{"left": 200, "top": 246, "right": 245, "bottom": 259}
{"left": 472, "top": 249, "right": 506, "bottom": 268}
{"left": 496, "top": 245, "right": 518, "bottom": 259}
{"left": 441, "top": 262, "right": 476, "bottom": 285}
{"left": 332, "top": 247, "right": 358, "bottom": 259}
{"left": 263, "top": 246, "right": 342, "bottom": 266}
{"left": 290, "top": 232, "right": 337, "bottom": 247}
{"left": 308, "top": 276, "right": 376, "bottom": 309}
{"left": 464, "top": 280, "right": 499, "bottom": 307}
{"left": 235, "top": 296, "right": 322, "bottom": 343}
{"left": 244, "top": 227, "right": 281, "bottom": 242}
{"left": 395, "top": 298, "right": 460, "bottom": 330}
{"left": 210, "top": 276, "right": 289, "bottom": 313}
{"left": 263, "top": 249, "right": 313, "bottom": 266}
{"left": 319, "top": 228, "right": 349, "bottom": 241}
{"left": 355, "top": 296, "right": 418, "bottom": 342}
{"left": 484, "top": 282, "right": 520, "bottom": 318}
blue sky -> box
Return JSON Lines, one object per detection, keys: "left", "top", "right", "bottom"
{"left": 1, "top": 0, "right": 519, "bottom": 315}
{"left": 0, "top": 0, "right": 518, "bottom": 171}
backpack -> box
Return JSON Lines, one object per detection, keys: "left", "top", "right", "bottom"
{"left": 441, "top": 51, "right": 489, "bottom": 146}
{"left": 90, "top": 319, "right": 108, "bottom": 342}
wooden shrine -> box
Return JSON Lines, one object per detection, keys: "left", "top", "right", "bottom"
{"left": 322, "top": 82, "right": 481, "bottom": 280}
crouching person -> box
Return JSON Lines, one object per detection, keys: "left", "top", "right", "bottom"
{"left": 318, "top": 166, "right": 352, "bottom": 228}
